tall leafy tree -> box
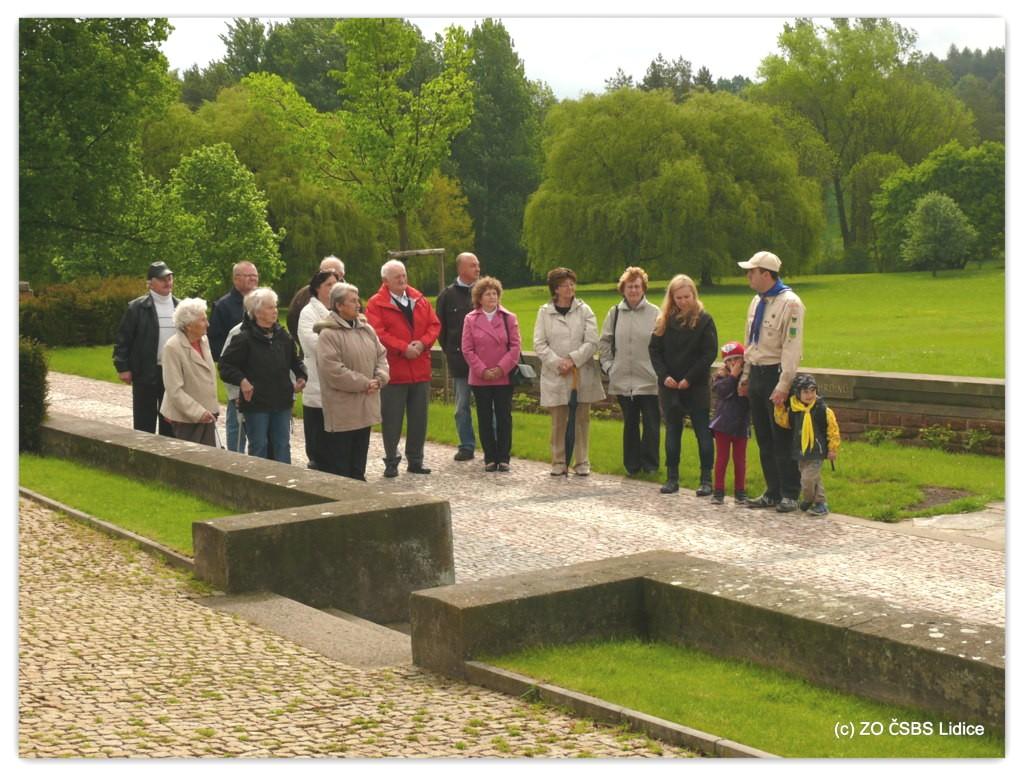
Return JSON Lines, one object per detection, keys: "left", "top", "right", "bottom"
{"left": 640, "top": 53, "right": 692, "bottom": 102}
{"left": 523, "top": 89, "right": 823, "bottom": 284}
{"left": 449, "top": 19, "right": 542, "bottom": 286}
{"left": 19, "top": 18, "right": 177, "bottom": 282}
{"left": 873, "top": 141, "right": 1004, "bottom": 267}
{"left": 221, "top": 17, "right": 269, "bottom": 78}
{"left": 752, "top": 18, "right": 977, "bottom": 254}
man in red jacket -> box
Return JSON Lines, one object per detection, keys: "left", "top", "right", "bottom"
{"left": 365, "top": 259, "right": 441, "bottom": 477}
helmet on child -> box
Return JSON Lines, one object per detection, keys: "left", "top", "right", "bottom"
{"left": 792, "top": 373, "right": 817, "bottom": 393}
{"left": 721, "top": 341, "right": 745, "bottom": 359}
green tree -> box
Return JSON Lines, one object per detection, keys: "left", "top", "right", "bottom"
{"left": 449, "top": 18, "right": 542, "bottom": 286}
{"left": 899, "top": 192, "right": 978, "bottom": 275}
{"left": 221, "top": 17, "right": 269, "bottom": 78}
{"left": 523, "top": 89, "right": 823, "bottom": 284}
{"left": 263, "top": 18, "right": 348, "bottom": 111}
{"left": 752, "top": 18, "right": 977, "bottom": 253}
{"left": 179, "top": 61, "right": 236, "bottom": 110}
{"left": 872, "top": 141, "right": 1004, "bottom": 267}
{"left": 19, "top": 18, "right": 177, "bottom": 283}
{"left": 640, "top": 53, "right": 693, "bottom": 102}
{"left": 844, "top": 152, "right": 906, "bottom": 270}
{"left": 165, "top": 143, "right": 286, "bottom": 297}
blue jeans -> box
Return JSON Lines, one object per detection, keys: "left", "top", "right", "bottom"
{"left": 453, "top": 377, "right": 476, "bottom": 451}
{"left": 225, "top": 399, "right": 247, "bottom": 453}
{"left": 664, "top": 405, "right": 714, "bottom": 477}
{"left": 243, "top": 409, "right": 292, "bottom": 464}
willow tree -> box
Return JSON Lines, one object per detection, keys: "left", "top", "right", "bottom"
{"left": 523, "top": 89, "right": 823, "bottom": 285}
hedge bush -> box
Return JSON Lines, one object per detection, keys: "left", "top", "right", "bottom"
{"left": 19, "top": 276, "right": 143, "bottom": 347}
{"left": 19, "top": 337, "right": 49, "bottom": 452}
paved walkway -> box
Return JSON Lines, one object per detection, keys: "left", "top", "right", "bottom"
{"left": 18, "top": 373, "right": 1006, "bottom": 757}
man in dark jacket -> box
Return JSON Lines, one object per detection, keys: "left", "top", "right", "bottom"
{"left": 435, "top": 252, "right": 480, "bottom": 460}
{"left": 113, "top": 262, "right": 179, "bottom": 435}
{"left": 209, "top": 260, "right": 259, "bottom": 451}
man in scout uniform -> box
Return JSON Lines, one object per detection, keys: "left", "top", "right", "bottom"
{"left": 736, "top": 251, "right": 805, "bottom": 513}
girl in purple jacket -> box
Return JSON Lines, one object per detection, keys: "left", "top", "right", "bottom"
{"left": 709, "top": 341, "right": 750, "bottom": 504}
{"left": 461, "top": 276, "right": 522, "bottom": 471}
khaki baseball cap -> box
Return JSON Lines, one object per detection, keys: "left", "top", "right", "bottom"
{"left": 737, "top": 251, "right": 781, "bottom": 271}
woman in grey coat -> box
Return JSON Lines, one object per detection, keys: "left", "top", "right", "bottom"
{"left": 533, "top": 267, "right": 605, "bottom": 476}
{"left": 598, "top": 266, "right": 660, "bottom": 476}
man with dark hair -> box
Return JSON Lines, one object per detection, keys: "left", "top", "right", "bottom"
{"left": 435, "top": 251, "right": 481, "bottom": 460}
{"left": 209, "top": 260, "right": 259, "bottom": 451}
{"left": 737, "top": 250, "right": 805, "bottom": 513}
{"left": 113, "top": 261, "right": 179, "bottom": 436}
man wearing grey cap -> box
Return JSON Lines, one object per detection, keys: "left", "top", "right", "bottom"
{"left": 736, "top": 251, "right": 805, "bottom": 513}
{"left": 113, "top": 261, "right": 180, "bottom": 435}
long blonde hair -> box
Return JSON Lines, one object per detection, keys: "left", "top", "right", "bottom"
{"left": 653, "top": 274, "right": 704, "bottom": 335}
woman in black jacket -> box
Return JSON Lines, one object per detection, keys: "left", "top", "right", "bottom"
{"left": 219, "top": 288, "right": 307, "bottom": 463}
{"left": 649, "top": 274, "right": 718, "bottom": 495}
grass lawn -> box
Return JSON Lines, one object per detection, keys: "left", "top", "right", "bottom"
{"left": 501, "top": 267, "right": 1004, "bottom": 378}
{"left": 19, "top": 453, "right": 236, "bottom": 554}
{"left": 485, "top": 639, "right": 1004, "bottom": 758}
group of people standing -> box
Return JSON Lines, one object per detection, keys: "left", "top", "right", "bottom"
{"left": 113, "top": 249, "right": 839, "bottom": 513}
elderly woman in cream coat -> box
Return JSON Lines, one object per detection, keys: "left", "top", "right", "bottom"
{"left": 314, "top": 282, "right": 390, "bottom": 481}
{"left": 533, "top": 267, "right": 605, "bottom": 476}
{"left": 160, "top": 298, "right": 220, "bottom": 446}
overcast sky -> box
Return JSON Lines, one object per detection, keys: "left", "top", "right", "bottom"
{"left": 161, "top": 14, "right": 1005, "bottom": 100}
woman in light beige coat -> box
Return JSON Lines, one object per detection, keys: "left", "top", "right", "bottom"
{"left": 160, "top": 298, "right": 220, "bottom": 446}
{"left": 315, "top": 283, "right": 390, "bottom": 481}
{"left": 533, "top": 267, "right": 605, "bottom": 476}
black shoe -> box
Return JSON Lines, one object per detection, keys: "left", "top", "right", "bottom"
{"left": 660, "top": 480, "right": 679, "bottom": 494}
{"left": 696, "top": 482, "right": 713, "bottom": 497}
{"left": 799, "top": 500, "right": 812, "bottom": 512}
{"left": 641, "top": 464, "right": 659, "bottom": 474}
{"left": 454, "top": 448, "right": 475, "bottom": 461}
{"left": 383, "top": 463, "right": 399, "bottom": 478}
{"left": 484, "top": 462, "right": 498, "bottom": 472}
{"left": 497, "top": 463, "right": 510, "bottom": 472}
{"left": 626, "top": 467, "right": 641, "bottom": 476}
{"left": 407, "top": 464, "right": 431, "bottom": 475}
{"left": 711, "top": 490, "right": 725, "bottom": 505}
{"left": 746, "top": 493, "right": 778, "bottom": 509}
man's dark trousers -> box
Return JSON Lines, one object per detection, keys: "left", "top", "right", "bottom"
{"left": 132, "top": 375, "right": 174, "bottom": 436}
{"left": 747, "top": 364, "right": 800, "bottom": 500}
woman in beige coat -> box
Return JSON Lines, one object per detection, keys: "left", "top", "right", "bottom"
{"left": 315, "top": 282, "right": 390, "bottom": 481}
{"left": 533, "top": 267, "right": 605, "bottom": 476}
{"left": 160, "top": 298, "right": 220, "bottom": 446}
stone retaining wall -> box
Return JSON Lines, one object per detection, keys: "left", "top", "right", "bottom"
{"left": 39, "top": 414, "right": 455, "bottom": 623}
{"left": 410, "top": 551, "right": 1004, "bottom": 731}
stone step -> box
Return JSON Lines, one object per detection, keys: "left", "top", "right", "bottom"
{"left": 200, "top": 592, "right": 412, "bottom": 668}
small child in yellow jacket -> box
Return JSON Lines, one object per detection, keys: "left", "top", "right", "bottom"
{"left": 774, "top": 373, "right": 840, "bottom": 516}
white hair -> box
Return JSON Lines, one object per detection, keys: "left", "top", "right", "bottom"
{"left": 329, "top": 282, "right": 360, "bottom": 310}
{"left": 173, "top": 298, "right": 208, "bottom": 331}
{"left": 243, "top": 287, "right": 279, "bottom": 317}
{"left": 380, "top": 259, "right": 406, "bottom": 279}
{"left": 321, "top": 255, "right": 345, "bottom": 275}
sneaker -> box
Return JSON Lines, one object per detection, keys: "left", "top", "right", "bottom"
{"left": 776, "top": 497, "right": 799, "bottom": 513}
{"left": 799, "top": 500, "right": 812, "bottom": 512}
{"left": 809, "top": 502, "right": 830, "bottom": 516}
{"left": 695, "top": 482, "right": 713, "bottom": 497}
{"left": 746, "top": 493, "right": 778, "bottom": 509}
{"left": 550, "top": 465, "right": 567, "bottom": 476}
{"left": 711, "top": 490, "right": 725, "bottom": 505}
{"left": 454, "top": 448, "right": 475, "bottom": 461}
{"left": 734, "top": 491, "right": 747, "bottom": 504}
{"left": 573, "top": 464, "right": 591, "bottom": 476}
{"left": 497, "top": 463, "right": 511, "bottom": 472}
{"left": 484, "top": 462, "right": 498, "bottom": 472}
{"left": 660, "top": 480, "right": 679, "bottom": 494}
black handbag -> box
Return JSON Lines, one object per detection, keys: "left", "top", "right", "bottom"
{"left": 503, "top": 312, "right": 535, "bottom": 386}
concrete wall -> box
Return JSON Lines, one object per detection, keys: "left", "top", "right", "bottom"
{"left": 410, "top": 551, "right": 1004, "bottom": 731}
{"left": 39, "top": 414, "right": 455, "bottom": 623}
{"left": 431, "top": 350, "right": 1005, "bottom": 454}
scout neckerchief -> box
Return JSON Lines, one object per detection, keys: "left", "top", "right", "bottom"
{"left": 789, "top": 395, "right": 817, "bottom": 454}
{"left": 748, "top": 279, "right": 791, "bottom": 345}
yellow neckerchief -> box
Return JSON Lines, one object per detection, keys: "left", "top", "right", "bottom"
{"left": 789, "top": 395, "right": 817, "bottom": 453}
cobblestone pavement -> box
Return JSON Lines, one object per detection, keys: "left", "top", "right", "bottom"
{"left": 19, "top": 499, "right": 690, "bottom": 758}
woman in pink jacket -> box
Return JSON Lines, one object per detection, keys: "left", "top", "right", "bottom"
{"left": 460, "top": 276, "right": 521, "bottom": 472}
